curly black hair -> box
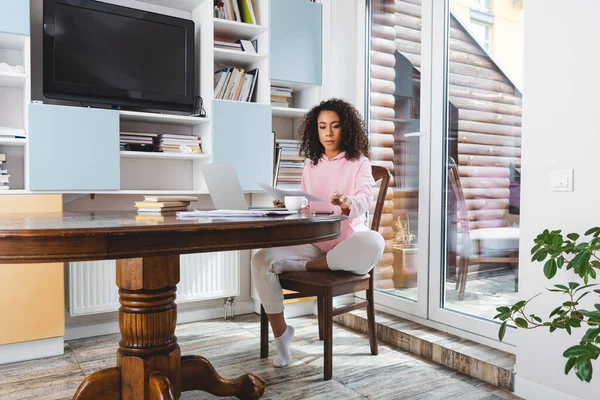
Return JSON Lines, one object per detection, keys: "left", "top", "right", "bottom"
{"left": 298, "top": 98, "right": 370, "bottom": 165}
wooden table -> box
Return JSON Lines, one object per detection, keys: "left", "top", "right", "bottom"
{"left": 0, "top": 212, "right": 343, "bottom": 400}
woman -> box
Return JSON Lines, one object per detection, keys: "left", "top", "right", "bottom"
{"left": 251, "top": 98, "right": 385, "bottom": 367}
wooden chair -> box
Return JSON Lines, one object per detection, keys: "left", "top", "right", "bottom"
{"left": 259, "top": 165, "right": 391, "bottom": 381}
{"left": 448, "top": 158, "right": 519, "bottom": 300}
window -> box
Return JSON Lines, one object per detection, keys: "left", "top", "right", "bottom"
{"left": 471, "top": 0, "right": 492, "bottom": 13}
{"left": 470, "top": 21, "right": 491, "bottom": 51}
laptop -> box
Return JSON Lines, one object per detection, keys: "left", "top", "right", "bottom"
{"left": 201, "top": 162, "right": 284, "bottom": 211}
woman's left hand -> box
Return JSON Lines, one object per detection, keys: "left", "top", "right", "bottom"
{"left": 331, "top": 191, "right": 352, "bottom": 216}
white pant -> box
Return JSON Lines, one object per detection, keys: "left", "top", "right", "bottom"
{"left": 251, "top": 230, "right": 385, "bottom": 314}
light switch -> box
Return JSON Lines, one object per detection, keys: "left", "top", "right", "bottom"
{"left": 551, "top": 169, "right": 573, "bottom": 191}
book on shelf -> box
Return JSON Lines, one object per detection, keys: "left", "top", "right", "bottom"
{"left": 273, "top": 139, "right": 304, "bottom": 190}
{"left": 154, "top": 133, "right": 202, "bottom": 153}
{"left": 270, "top": 85, "right": 293, "bottom": 108}
{"left": 215, "top": 0, "right": 257, "bottom": 24}
{"left": 214, "top": 67, "right": 259, "bottom": 102}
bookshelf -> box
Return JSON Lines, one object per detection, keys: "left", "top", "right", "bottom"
{"left": 0, "top": 30, "right": 30, "bottom": 192}
{"left": 213, "top": 48, "right": 267, "bottom": 67}
{"left": 0, "top": 71, "right": 26, "bottom": 87}
{"left": 0, "top": 0, "right": 322, "bottom": 194}
{"left": 119, "top": 110, "right": 211, "bottom": 126}
{"left": 120, "top": 151, "right": 210, "bottom": 161}
{"left": 271, "top": 106, "right": 309, "bottom": 119}
{"left": 213, "top": 18, "right": 266, "bottom": 40}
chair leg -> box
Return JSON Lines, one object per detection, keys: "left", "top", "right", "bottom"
{"left": 260, "top": 305, "right": 269, "bottom": 359}
{"left": 323, "top": 294, "right": 333, "bottom": 381}
{"left": 366, "top": 287, "right": 378, "bottom": 356}
{"left": 317, "top": 296, "right": 324, "bottom": 341}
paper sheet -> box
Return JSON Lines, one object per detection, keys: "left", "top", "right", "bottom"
{"left": 257, "top": 183, "right": 324, "bottom": 202}
{"left": 177, "top": 209, "right": 298, "bottom": 218}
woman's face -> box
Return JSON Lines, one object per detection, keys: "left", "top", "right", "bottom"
{"left": 317, "top": 110, "right": 342, "bottom": 157}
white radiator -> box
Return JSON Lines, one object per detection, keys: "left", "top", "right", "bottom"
{"left": 69, "top": 252, "right": 240, "bottom": 316}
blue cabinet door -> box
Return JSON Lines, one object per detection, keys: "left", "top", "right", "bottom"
{"left": 29, "top": 104, "right": 120, "bottom": 191}
{"left": 0, "top": 0, "right": 30, "bottom": 36}
{"left": 212, "top": 100, "right": 272, "bottom": 191}
{"left": 270, "top": 0, "right": 322, "bottom": 86}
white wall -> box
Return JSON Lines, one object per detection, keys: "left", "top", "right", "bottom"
{"left": 517, "top": 1, "right": 600, "bottom": 399}
{"left": 321, "top": 0, "right": 365, "bottom": 111}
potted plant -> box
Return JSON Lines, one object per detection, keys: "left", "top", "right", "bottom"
{"left": 495, "top": 228, "right": 600, "bottom": 382}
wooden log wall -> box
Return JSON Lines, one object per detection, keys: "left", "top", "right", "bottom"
{"left": 390, "top": 0, "right": 522, "bottom": 233}
{"left": 370, "top": 1, "right": 397, "bottom": 290}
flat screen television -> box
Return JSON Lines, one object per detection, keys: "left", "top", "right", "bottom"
{"left": 43, "top": 0, "right": 195, "bottom": 113}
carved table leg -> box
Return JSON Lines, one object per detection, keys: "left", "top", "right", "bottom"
{"left": 181, "top": 355, "right": 266, "bottom": 400}
{"left": 72, "top": 255, "right": 265, "bottom": 400}
{"left": 72, "top": 367, "right": 121, "bottom": 399}
{"left": 149, "top": 372, "right": 175, "bottom": 400}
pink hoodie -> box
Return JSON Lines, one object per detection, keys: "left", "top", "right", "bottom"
{"left": 301, "top": 152, "right": 374, "bottom": 252}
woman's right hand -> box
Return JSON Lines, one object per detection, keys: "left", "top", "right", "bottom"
{"left": 273, "top": 199, "right": 286, "bottom": 208}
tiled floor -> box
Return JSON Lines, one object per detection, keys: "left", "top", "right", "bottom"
{"left": 0, "top": 314, "right": 521, "bottom": 399}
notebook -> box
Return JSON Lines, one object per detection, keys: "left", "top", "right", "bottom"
{"left": 201, "top": 162, "right": 284, "bottom": 211}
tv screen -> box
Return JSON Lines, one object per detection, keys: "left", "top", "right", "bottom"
{"left": 43, "top": 0, "right": 195, "bottom": 112}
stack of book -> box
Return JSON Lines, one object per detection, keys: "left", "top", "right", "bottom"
{"left": 214, "top": 38, "right": 242, "bottom": 51}
{"left": 271, "top": 85, "right": 293, "bottom": 108}
{"left": 0, "top": 153, "right": 8, "bottom": 190}
{"left": 214, "top": 67, "right": 259, "bottom": 102}
{"left": 135, "top": 196, "right": 199, "bottom": 219}
{"left": 275, "top": 139, "right": 304, "bottom": 189}
{"left": 153, "top": 133, "right": 202, "bottom": 153}
{"left": 120, "top": 131, "right": 157, "bottom": 152}
{"left": 214, "top": 0, "right": 257, "bottom": 24}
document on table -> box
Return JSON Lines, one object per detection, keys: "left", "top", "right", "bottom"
{"left": 257, "top": 183, "right": 324, "bottom": 202}
{"left": 177, "top": 209, "right": 298, "bottom": 218}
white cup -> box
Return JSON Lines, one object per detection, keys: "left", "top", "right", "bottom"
{"left": 285, "top": 196, "right": 308, "bottom": 212}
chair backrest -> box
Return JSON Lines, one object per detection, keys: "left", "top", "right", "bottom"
{"left": 371, "top": 165, "right": 391, "bottom": 232}
{"left": 448, "top": 157, "right": 472, "bottom": 257}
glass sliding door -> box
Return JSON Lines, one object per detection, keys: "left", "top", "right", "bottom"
{"left": 365, "top": 0, "right": 524, "bottom": 345}
{"left": 429, "top": 0, "right": 524, "bottom": 344}
{"left": 366, "top": 0, "right": 432, "bottom": 317}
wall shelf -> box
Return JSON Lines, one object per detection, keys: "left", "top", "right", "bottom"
{"left": 120, "top": 151, "right": 210, "bottom": 160}
{"left": 214, "top": 18, "right": 266, "bottom": 40}
{"left": 0, "top": 137, "right": 26, "bottom": 146}
{"left": 0, "top": 71, "right": 26, "bottom": 88}
{"left": 214, "top": 48, "right": 266, "bottom": 67}
{"left": 271, "top": 106, "right": 308, "bottom": 118}
{"left": 119, "top": 110, "right": 211, "bottom": 126}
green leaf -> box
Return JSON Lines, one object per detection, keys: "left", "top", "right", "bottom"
{"left": 578, "top": 359, "right": 593, "bottom": 383}
{"left": 568, "top": 318, "right": 582, "bottom": 328}
{"left": 549, "top": 306, "right": 563, "bottom": 318}
{"left": 531, "top": 314, "right": 543, "bottom": 323}
{"left": 544, "top": 259, "right": 558, "bottom": 279}
{"left": 530, "top": 243, "right": 542, "bottom": 255}
{"left": 575, "top": 284, "right": 598, "bottom": 293}
{"left": 512, "top": 300, "right": 527, "bottom": 312}
{"left": 515, "top": 318, "right": 529, "bottom": 328}
{"left": 590, "top": 268, "right": 597, "bottom": 280}
{"left": 576, "top": 292, "right": 590, "bottom": 303}
{"left": 566, "top": 324, "right": 572, "bottom": 335}
{"left": 557, "top": 256, "right": 565, "bottom": 269}
{"left": 565, "top": 357, "right": 576, "bottom": 375}
{"left": 585, "top": 227, "right": 600, "bottom": 236}
{"left": 498, "top": 321, "right": 507, "bottom": 341}
{"left": 563, "top": 345, "right": 589, "bottom": 357}
{"left": 569, "top": 282, "right": 581, "bottom": 290}
{"left": 568, "top": 233, "right": 580, "bottom": 241}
